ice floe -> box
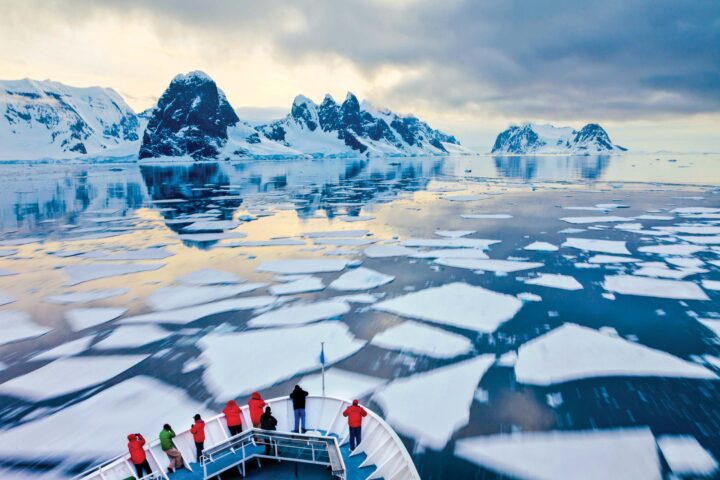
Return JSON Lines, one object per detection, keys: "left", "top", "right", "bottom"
{"left": 435, "top": 258, "right": 544, "bottom": 273}
{"left": 65, "top": 307, "right": 127, "bottom": 331}
{"left": 587, "top": 255, "right": 641, "bottom": 264}
{"left": 435, "top": 230, "right": 476, "bottom": 238}
{"left": 515, "top": 323, "right": 715, "bottom": 385}
{"left": 523, "top": 241, "right": 559, "bottom": 252}
{"left": 299, "top": 368, "right": 385, "bottom": 400}
{"left": 374, "top": 282, "right": 523, "bottom": 333}
{"left": 199, "top": 321, "right": 365, "bottom": 397}
{"left": 525, "top": 274, "right": 583, "bottom": 290}
{"left": 332, "top": 293, "right": 381, "bottom": 304}
{"left": 256, "top": 259, "right": 347, "bottom": 274}
{"left": 657, "top": 435, "right": 718, "bottom": 476}
{"left": 248, "top": 300, "right": 350, "bottom": 327}
{"left": 93, "top": 325, "right": 173, "bottom": 349}
{"left": 0, "top": 355, "right": 149, "bottom": 401}
{"left": 304, "top": 229, "right": 369, "bottom": 238}
{"left": 313, "top": 237, "right": 377, "bottom": 246}
{"left": 701, "top": 280, "right": 720, "bottom": 291}
{"left": 370, "top": 321, "right": 472, "bottom": 358}
{"left": 637, "top": 244, "right": 705, "bottom": 256}
{"left": 560, "top": 216, "right": 632, "bottom": 224}
{"left": 633, "top": 266, "right": 703, "bottom": 280}
{"left": 44, "top": 289, "right": 129, "bottom": 305}
{"left": 83, "top": 248, "right": 174, "bottom": 261}
{"left": 120, "top": 296, "right": 278, "bottom": 325}
{"left": 373, "top": 355, "right": 495, "bottom": 449}
{"left": 412, "top": 248, "right": 490, "bottom": 259}
{"left": 603, "top": 275, "right": 709, "bottom": 300}
{"left": 562, "top": 237, "right": 630, "bottom": 255}
{"left": 402, "top": 238, "right": 500, "bottom": 249}
{"left": 146, "top": 284, "right": 265, "bottom": 311}
{"left": 461, "top": 214, "right": 513, "bottom": 219}
{"left": 0, "top": 311, "right": 51, "bottom": 346}
{"left": 30, "top": 337, "right": 94, "bottom": 361}
{"left": 455, "top": 428, "right": 661, "bottom": 480}
{"left": 445, "top": 194, "right": 492, "bottom": 202}
{"left": 655, "top": 225, "right": 720, "bottom": 235}
{"left": 64, "top": 263, "right": 165, "bottom": 286}
{"left": 329, "top": 267, "right": 394, "bottom": 291}
{"left": 678, "top": 235, "right": 720, "bottom": 244}
{"left": 269, "top": 277, "right": 325, "bottom": 295}
{"left": 176, "top": 268, "right": 242, "bottom": 285}
{"left": 0, "top": 376, "right": 209, "bottom": 459}
{"left": 226, "top": 238, "right": 306, "bottom": 247}
{"left": 0, "top": 289, "right": 16, "bottom": 306}
{"left": 517, "top": 292, "right": 542, "bottom": 302}
{"left": 178, "top": 232, "right": 246, "bottom": 242}
{"left": 364, "top": 245, "right": 418, "bottom": 258}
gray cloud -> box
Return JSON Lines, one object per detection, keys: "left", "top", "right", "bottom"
{"left": 3, "top": 0, "right": 719, "bottom": 120}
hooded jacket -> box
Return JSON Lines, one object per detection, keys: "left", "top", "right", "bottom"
{"left": 159, "top": 428, "right": 176, "bottom": 451}
{"left": 248, "top": 392, "right": 266, "bottom": 425}
{"left": 127, "top": 433, "right": 147, "bottom": 464}
{"left": 260, "top": 408, "right": 278, "bottom": 431}
{"left": 343, "top": 401, "right": 367, "bottom": 428}
{"left": 191, "top": 419, "right": 206, "bottom": 443}
{"left": 289, "top": 385, "right": 308, "bottom": 410}
{"left": 223, "top": 400, "right": 242, "bottom": 427}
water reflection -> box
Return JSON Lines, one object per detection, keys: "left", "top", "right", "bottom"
{"left": 493, "top": 155, "right": 610, "bottom": 181}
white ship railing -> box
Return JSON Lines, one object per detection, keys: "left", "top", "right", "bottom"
{"left": 72, "top": 395, "right": 420, "bottom": 480}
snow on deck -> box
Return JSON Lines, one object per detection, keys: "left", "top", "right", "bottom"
{"left": 514, "top": 323, "right": 715, "bottom": 385}
{"left": 373, "top": 355, "right": 495, "bottom": 450}
{"left": 373, "top": 282, "right": 523, "bottom": 333}
{"left": 455, "top": 428, "right": 661, "bottom": 480}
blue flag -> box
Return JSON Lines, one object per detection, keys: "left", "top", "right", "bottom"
{"left": 319, "top": 343, "right": 326, "bottom": 365}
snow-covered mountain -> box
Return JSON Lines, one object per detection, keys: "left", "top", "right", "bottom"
{"left": 139, "top": 71, "right": 305, "bottom": 161}
{"left": 491, "top": 123, "right": 627, "bottom": 155}
{"left": 257, "top": 93, "right": 472, "bottom": 157}
{"left": 0, "top": 79, "right": 143, "bottom": 160}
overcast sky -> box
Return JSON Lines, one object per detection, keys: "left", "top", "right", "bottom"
{"left": 0, "top": 0, "right": 718, "bottom": 151}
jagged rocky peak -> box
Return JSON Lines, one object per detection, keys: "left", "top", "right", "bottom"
{"left": 290, "top": 95, "right": 319, "bottom": 131}
{"left": 492, "top": 122, "right": 626, "bottom": 154}
{"left": 139, "top": 70, "right": 240, "bottom": 160}
{"left": 0, "top": 78, "right": 142, "bottom": 160}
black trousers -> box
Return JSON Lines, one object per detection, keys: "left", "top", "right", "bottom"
{"left": 195, "top": 441, "right": 204, "bottom": 463}
{"left": 349, "top": 426, "right": 362, "bottom": 451}
{"left": 229, "top": 424, "right": 242, "bottom": 436}
{"left": 134, "top": 459, "right": 152, "bottom": 478}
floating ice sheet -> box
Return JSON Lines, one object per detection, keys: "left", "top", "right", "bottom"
{"left": 562, "top": 237, "right": 630, "bottom": 255}
{"left": 329, "top": 267, "right": 394, "bottom": 291}
{"left": 0, "top": 311, "right": 51, "bottom": 346}
{"left": 657, "top": 435, "right": 718, "bottom": 476}
{"left": 560, "top": 216, "right": 631, "bottom": 224}
{"left": 435, "top": 230, "right": 476, "bottom": 238}
{"left": 313, "top": 237, "right": 377, "bottom": 246}
{"left": 178, "top": 232, "right": 246, "bottom": 242}
{"left": 374, "top": 282, "right": 523, "bottom": 333}
{"left": 225, "top": 238, "right": 306, "bottom": 247}
{"left": 588, "top": 255, "right": 640, "bottom": 264}
{"left": 31, "top": 337, "right": 94, "bottom": 360}
{"left": 402, "top": 238, "right": 500, "bottom": 249}
{"left": 0, "top": 376, "right": 209, "bottom": 459}
{"left": 199, "top": 321, "right": 366, "bottom": 397}
{"left": 147, "top": 284, "right": 265, "bottom": 311}
{"left": 461, "top": 214, "right": 513, "bottom": 219}
{"left": 523, "top": 241, "right": 559, "bottom": 252}
{"left": 515, "top": 323, "right": 715, "bottom": 385}
{"left": 248, "top": 300, "right": 350, "bottom": 327}
{"left": 637, "top": 244, "right": 705, "bottom": 256}
{"left": 269, "top": 277, "right": 324, "bottom": 295}
{"left": 93, "top": 325, "right": 173, "bottom": 349}
{"left": 525, "top": 274, "right": 583, "bottom": 290}
{"left": 299, "top": 368, "right": 386, "bottom": 400}
{"left": 364, "top": 245, "right": 418, "bottom": 258}
{"left": 83, "top": 248, "right": 174, "bottom": 261}
{"left": 371, "top": 321, "right": 472, "bottom": 358}
{"left": 304, "top": 229, "right": 369, "bottom": 238}
{"left": 373, "top": 355, "right": 495, "bottom": 449}
{"left": 44, "top": 289, "right": 129, "bottom": 305}
{"left": 64, "top": 263, "right": 165, "bottom": 286}
{"left": 0, "top": 355, "right": 149, "bottom": 401}
{"left": 435, "top": 258, "right": 544, "bottom": 273}
{"left": 603, "top": 275, "right": 709, "bottom": 300}
{"left": 455, "top": 428, "right": 661, "bottom": 480}
{"left": 65, "top": 307, "right": 127, "bottom": 331}
{"left": 120, "top": 296, "right": 279, "bottom": 325}
{"left": 256, "top": 259, "right": 347, "bottom": 274}
{"left": 176, "top": 268, "right": 242, "bottom": 285}
{"left": 0, "top": 290, "right": 16, "bottom": 306}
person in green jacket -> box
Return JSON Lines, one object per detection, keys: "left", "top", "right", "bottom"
{"left": 159, "top": 424, "right": 184, "bottom": 473}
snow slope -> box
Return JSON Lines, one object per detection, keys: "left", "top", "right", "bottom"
{"left": 491, "top": 122, "right": 626, "bottom": 155}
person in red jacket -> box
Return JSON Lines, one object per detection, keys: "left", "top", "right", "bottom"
{"left": 127, "top": 433, "right": 153, "bottom": 478}
{"left": 248, "top": 392, "right": 266, "bottom": 428}
{"left": 343, "top": 400, "right": 367, "bottom": 451}
{"left": 223, "top": 399, "right": 243, "bottom": 436}
{"left": 190, "top": 414, "right": 206, "bottom": 463}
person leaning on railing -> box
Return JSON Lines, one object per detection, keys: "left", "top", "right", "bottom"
{"left": 159, "top": 424, "right": 185, "bottom": 473}
{"left": 126, "top": 433, "right": 153, "bottom": 478}
{"left": 190, "top": 414, "right": 206, "bottom": 463}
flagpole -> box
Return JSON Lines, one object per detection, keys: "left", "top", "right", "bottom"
{"left": 321, "top": 341, "right": 326, "bottom": 397}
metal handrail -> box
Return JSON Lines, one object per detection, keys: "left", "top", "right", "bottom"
{"left": 201, "top": 428, "right": 345, "bottom": 480}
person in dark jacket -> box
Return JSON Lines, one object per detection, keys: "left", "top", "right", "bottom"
{"left": 159, "top": 424, "right": 184, "bottom": 473}
{"left": 259, "top": 406, "right": 278, "bottom": 455}
{"left": 289, "top": 385, "right": 309, "bottom": 433}
{"left": 343, "top": 400, "right": 367, "bottom": 451}
{"left": 127, "top": 433, "right": 153, "bottom": 478}
{"left": 190, "top": 414, "right": 206, "bottom": 463}
{"left": 223, "top": 400, "right": 243, "bottom": 436}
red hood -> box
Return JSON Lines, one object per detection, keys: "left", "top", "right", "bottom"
{"left": 251, "top": 392, "right": 262, "bottom": 400}
{"left": 127, "top": 434, "right": 135, "bottom": 441}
